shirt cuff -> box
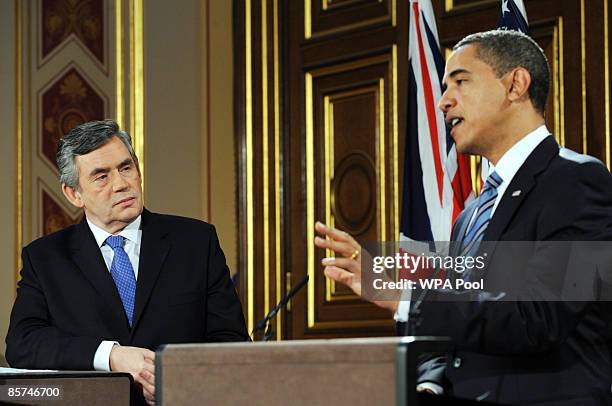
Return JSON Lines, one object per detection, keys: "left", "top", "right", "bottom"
{"left": 417, "top": 382, "right": 444, "bottom": 395}
{"left": 394, "top": 289, "right": 412, "bottom": 322}
{"left": 93, "top": 341, "right": 119, "bottom": 371}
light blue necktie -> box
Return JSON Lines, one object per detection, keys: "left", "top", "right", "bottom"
{"left": 460, "top": 171, "right": 503, "bottom": 262}
{"left": 106, "top": 235, "right": 136, "bottom": 326}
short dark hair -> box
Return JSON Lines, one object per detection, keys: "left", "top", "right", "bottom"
{"left": 56, "top": 119, "right": 137, "bottom": 189}
{"left": 454, "top": 29, "right": 550, "bottom": 114}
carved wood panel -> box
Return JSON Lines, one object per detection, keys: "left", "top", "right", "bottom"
{"left": 287, "top": 0, "right": 408, "bottom": 339}
{"left": 306, "top": 0, "right": 395, "bottom": 39}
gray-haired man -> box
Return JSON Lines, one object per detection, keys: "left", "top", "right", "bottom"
{"left": 6, "top": 120, "right": 248, "bottom": 405}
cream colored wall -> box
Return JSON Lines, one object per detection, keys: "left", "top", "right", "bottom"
{"left": 144, "top": 0, "right": 203, "bottom": 219}
{"left": 0, "top": 0, "right": 17, "bottom": 360}
{"left": 144, "top": 0, "right": 236, "bottom": 273}
{"left": 208, "top": 1, "right": 236, "bottom": 274}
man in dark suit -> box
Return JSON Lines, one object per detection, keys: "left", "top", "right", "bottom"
{"left": 6, "top": 120, "right": 249, "bottom": 405}
{"left": 315, "top": 29, "right": 612, "bottom": 405}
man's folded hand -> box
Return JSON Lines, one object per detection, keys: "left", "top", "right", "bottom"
{"left": 110, "top": 345, "right": 156, "bottom": 405}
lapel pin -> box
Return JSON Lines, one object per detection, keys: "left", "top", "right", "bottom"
{"left": 511, "top": 190, "right": 521, "bottom": 197}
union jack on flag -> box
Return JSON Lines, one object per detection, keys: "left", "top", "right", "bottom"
{"left": 400, "top": 0, "right": 473, "bottom": 242}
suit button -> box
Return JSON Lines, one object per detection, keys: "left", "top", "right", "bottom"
{"left": 453, "top": 357, "right": 462, "bottom": 368}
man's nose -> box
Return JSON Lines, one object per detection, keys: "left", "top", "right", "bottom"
{"left": 438, "top": 89, "right": 454, "bottom": 113}
{"left": 111, "top": 170, "right": 129, "bottom": 191}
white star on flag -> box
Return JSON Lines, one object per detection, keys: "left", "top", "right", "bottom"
{"left": 502, "top": 0, "right": 510, "bottom": 15}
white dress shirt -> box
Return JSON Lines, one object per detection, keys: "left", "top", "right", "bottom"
{"left": 394, "top": 125, "right": 551, "bottom": 394}
{"left": 467, "top": 124, "right": 551, "bottom": 228}
{"left": 88, "top": 215, "right": 143, "bottom": 371}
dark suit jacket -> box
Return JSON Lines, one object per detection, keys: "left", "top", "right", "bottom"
{"left": 404, "top": 136, "right": 612, "bottom": 405}
{"left": 6, "top": 209, "right": 249, "bottom": 370}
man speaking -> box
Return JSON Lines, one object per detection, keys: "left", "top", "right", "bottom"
{"left": 6, "top": 120, "right": 249, "bottom": 405}
{"left": 315, "top": 29, "right": 612, "bottom": 405}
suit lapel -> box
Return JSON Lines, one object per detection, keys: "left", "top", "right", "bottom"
{"left": 480, "top": 136, "right": 559, "bottom": 265}
{"left": 70, "top": 218, "right": 130, "bottom": 334}
{"left": 131, "top": 209, "right": 171, "bottom": 333}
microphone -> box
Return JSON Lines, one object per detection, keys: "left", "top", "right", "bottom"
{"left": 252, "top": 274, "right": 309, "bottom": 341}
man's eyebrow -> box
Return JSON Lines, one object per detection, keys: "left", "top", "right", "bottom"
{"left": 88, "top": 158, "right": 133, "bottom": 178}
{"left": 89, "top": 166, "right": 110, "bottom": 178}
{"left": 117, "top": 158, "right": 133, "bottom": 168}
{"left": 442, "top": 68, "right": 470, "bottom": 86}
{"left": 448, "top": 68, "right": 470, "bottom": 79}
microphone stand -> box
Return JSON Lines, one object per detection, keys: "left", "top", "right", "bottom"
{"left": 252, "top": 275, "right": 309, "bottom": 341}
{"left": 406, "top": 265, "right": 446, "bottom": 337}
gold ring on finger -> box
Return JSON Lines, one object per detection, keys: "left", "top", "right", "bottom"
{"left": 350, "top": 249, "right": 360, "bottom": 260}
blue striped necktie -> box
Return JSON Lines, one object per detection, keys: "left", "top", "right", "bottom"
{"left": 460, "top": 171, "right": 503, "bottom": 260}
{"left": 105, "top": 235, "right": 137, "bottom": 326}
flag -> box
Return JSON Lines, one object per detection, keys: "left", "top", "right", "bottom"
{"left": 481, "top": 0, "right": 530, "bottom": 181}
{"left": 400, "top": 0, "right": 473, "bottom": 242}
{"left": 498, "top": 0, "right": 529, "bottom": 34}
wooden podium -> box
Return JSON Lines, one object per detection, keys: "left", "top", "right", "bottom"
{"left": 0, "top": 371, "right": 132, "bottom": 405}
{"left": 156, "top": 336, "right": 452, "bottom": 406}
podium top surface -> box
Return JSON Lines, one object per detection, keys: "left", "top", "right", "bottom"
{"left": 0, "top": 370, "right": 132, "bottom": 379}
{"left": 157, "top": 336, "right": 449, "bottom": 366}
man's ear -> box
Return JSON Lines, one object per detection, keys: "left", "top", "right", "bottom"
{"left": 62, "top": 184, "right": 85, "bottom": 208}
{"left": 506, "top": 67, "right": 532, "bottom": 103}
